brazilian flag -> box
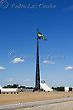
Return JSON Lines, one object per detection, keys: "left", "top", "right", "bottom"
{"left": 37, "top": 30, "right": 47, "bottom": 40}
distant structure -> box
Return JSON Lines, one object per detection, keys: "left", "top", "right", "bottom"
{"left": 40, "top": 81, "right": 53, "bottom": 92}
{"left": 0, "top": 86, "right": 18, "bottom": 94}
{"left": 34, "top": 29, "right": 46, "bottom": 91}
{"left": 35, "top": 38, "right": 40, "bottom": 91}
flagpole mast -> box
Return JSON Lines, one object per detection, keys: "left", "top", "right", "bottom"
{"left": 35, "top": 36, "right": 40, "bottom": 91}
{"left": 33, "top": 29, "right": 46, "bottom": 92}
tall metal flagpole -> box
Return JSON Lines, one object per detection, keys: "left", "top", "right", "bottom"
{"left": 35, "top": 37, "right": 40, "bottom": 91}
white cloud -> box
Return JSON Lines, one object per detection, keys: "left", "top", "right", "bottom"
{"left": 65, "top": 66, "right": 73, "bottom": 71}
{"left": 43, "top": 60, "right": 55, "bottom": 64}
{"left": 12, "top": 57, "right": 24, "bottom": 64}
{"left": 0, "top": 66, "right": 6, "bottom": 71}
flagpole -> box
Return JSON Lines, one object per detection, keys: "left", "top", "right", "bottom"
{"left": 35, "top": 37, "right": 40, "bottom": 91}
{"left": 33, "top": 29, "right": 46, "bottom": 92}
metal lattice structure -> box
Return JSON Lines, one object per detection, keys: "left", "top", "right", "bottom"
{"left": 35, "top": 38, "right": 40, "bottom": 91}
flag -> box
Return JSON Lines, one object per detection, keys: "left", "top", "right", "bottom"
{"left": 37, "top": 29, "right": 47, "bottom": 40}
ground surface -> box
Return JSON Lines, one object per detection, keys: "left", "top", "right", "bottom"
{"left": 0, "top": 92, "right": 73, "bottom": 105}
{"left": 16, "top": 101, "right": 73, "bottom": 110}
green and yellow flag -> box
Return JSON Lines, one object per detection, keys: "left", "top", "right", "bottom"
{"left": 37, "top": 29, "right": 47, "bottom": 40}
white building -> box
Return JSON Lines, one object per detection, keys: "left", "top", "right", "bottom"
{"left": 64, "top": 87, "right": 69, "bottom": 92}
{"left": 0, "top": 86, "right": 18, "bottom": 94}
{"left": 40, "top": 82, "right": 53, "bottom": 92}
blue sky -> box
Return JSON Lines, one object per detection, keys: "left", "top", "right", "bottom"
{"left": 0, "top": 0, "right": 73, "bottom": 87}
